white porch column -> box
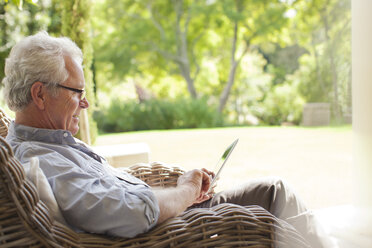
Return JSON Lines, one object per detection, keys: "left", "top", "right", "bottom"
{"left": 352, "top": 0, "right": 372, "bottom": 210}
{"left": 351, "top": 0, "right": 372, "bottom": 242}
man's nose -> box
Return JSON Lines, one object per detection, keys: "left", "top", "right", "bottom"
{"left": 80, "top": 97, "right": 89, "bottom": 109}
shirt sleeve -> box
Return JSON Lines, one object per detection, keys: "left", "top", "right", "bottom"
{"left": 17, "top": 143, "right": 160, "bottom": 238}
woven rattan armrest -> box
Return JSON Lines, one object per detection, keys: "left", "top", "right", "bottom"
{"left": 123, "top": 162, "right": 184, "bottom": 187}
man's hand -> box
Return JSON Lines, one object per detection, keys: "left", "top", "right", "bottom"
{"left": 201, "top": 167, "right": 217, "bottom": 193}
{"left": 153, "top": 168, "right": 215, "bottom": 223}
{"left": 177, "top": 169, "right": 213, "bottom": 206}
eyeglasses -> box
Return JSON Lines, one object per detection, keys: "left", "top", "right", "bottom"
{"left": 57, "top": 84, "right": 86, "bottom": 100}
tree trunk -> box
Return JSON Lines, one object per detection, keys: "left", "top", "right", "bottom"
{"left": 174, "top": 0, "right": 197, "bottom": 98}
{"left": 27, "top": 4, "right": 37, "bottom": 35}
{"left": 347, "top": 67, "right": 352, "bottom": 111}
{"left": 219, "top": 21, "right": 240, "bottom": 113}
{"left": 329, "top": 44, "right": 340, "bottom": 119}
{"left": 312, "top": 33, "right": 326, "bottom": 95}
{"left": 322, "top": 5, "right": 340, "bottom": 120}
{"left": 148, "top": 0, "right": 199, "bottom": 98}
{"left": 0, "top": 2, "right": 9, "bottom": 80}
{"left": 219, "top": 61, "right": 239, "bottom": 113}
{"left": 0, "top": 2, "right": 7, "bottom": 46}
{"left": 179, "top": 61, "right": 197, "bottom": 98}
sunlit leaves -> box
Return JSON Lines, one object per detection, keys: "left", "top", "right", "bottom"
{"left": 5, "top": 0, "right": 37, "bottom": 10}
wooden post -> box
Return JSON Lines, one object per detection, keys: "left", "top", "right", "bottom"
{"left": 79, "top": 109, "right": 91, "bottom": 145}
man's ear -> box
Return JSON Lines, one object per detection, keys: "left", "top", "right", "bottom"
{"left": 30, "top": 82, "right": 47, "bottom": 110}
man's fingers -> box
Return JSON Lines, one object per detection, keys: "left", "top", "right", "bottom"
{"left": 200, "top": 170, "right": 211, "bottom": 194}
{"left": 201, "top": 168, "right": 215, "bottom": 178}
{"left": 194, "top": 193, "right": 212, "bottom": 204}
{"left": 178, "top": 169, "right": 214, "bottom": 203}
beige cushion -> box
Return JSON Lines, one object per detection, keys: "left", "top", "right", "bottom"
{"left": 23, "top": 157, "right": 67, "bottom": 225}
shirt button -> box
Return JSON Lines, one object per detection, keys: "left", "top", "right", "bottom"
{"left": 63, "top": 133, "right": 68, "bottom": 137}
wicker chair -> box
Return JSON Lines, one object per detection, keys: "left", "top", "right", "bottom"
{"left": 0, "top": 108, "right": 310, "bottom": 247}
{"left": 0, "top": 109, "right": 11, "bottom": 138}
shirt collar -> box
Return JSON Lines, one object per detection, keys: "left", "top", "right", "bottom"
{"left": 8, "top": 121, "right": 77, "bottom": 145}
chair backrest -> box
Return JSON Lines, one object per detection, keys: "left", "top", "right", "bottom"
{"left": 0, "top": 136, "right": 74, "bottom": 247}
{"left": 0, "top": 108, "right": 11, "bottom": 138}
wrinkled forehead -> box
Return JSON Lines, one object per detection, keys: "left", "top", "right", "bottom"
{"left": 63, "top": 55, "right": 85, "bottom": 87}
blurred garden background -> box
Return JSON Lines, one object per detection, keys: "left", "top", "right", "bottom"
{"left": 0, "top": 0, "right": 351, "bottom": 209}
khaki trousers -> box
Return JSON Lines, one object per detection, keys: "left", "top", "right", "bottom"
{"left": 193, "top": 177, "right": 331, "bottom": 248}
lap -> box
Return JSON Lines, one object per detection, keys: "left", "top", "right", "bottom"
{"left": 194, "top": 177, "right": 307, "bottom": 220}
{"left": 192, "top": 177, "right": 330, "bottom": 248}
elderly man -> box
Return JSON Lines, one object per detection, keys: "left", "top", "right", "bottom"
{"left": 2, "top": 32, "right": 328, "bottom": 247}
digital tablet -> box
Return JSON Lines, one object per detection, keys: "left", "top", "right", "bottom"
{"left": 207, "top": 138, "right": 239, "bottom": 194}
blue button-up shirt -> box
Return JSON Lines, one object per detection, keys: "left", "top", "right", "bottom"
{"left": 6, "top": 122, "right": 159, "bottom": 238}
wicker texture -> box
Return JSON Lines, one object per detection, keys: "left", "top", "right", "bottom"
{"left": 0, "top": 109, "right": 11, "bottom": 138}
{"left": 124, "top": 162, "right": 184, "bottom": 187}
{"left": 0, "top": 110, "right": 310, "bottom": 247}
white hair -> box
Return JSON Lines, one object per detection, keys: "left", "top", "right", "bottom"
{"left": 2, "top": 31, "right": 83, "bottom": 111}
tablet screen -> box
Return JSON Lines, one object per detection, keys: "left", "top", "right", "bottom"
{"left": 207, "top": 138, "right": 239, "bottom": 193}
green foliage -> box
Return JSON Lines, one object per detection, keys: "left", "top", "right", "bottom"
{"left": 252, "top": 82, "right": 305, "bottom": 125}
{"left": 0, "top": 0, "right": 352, "bottom": 129}
{"left": 92, "top": 0, "right": 291, "bottom": 111}
{"left": 260, "top": 44, "right": 308, "bottom": 85}
{"left": 0, "top": 0, "right": 51, "bottom": 81}
{"left": 5, "top": 0, "right": 36, "bottom": 10}
{"left": 292, "top": 0, "right": 351, "bottom": 120}
{"left": 296, "top": 54, "right": 332, "bottom": 102}
{"left": 94, "top": 97, "right": 224, "bottom": 133}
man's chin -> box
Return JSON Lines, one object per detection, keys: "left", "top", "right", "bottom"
{"left": 70, "top": 127, "right": 79, "bottom": 136}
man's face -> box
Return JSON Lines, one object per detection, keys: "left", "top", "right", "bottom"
{"left": 45, "top": 56, "right": 89, "bottom": 135}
